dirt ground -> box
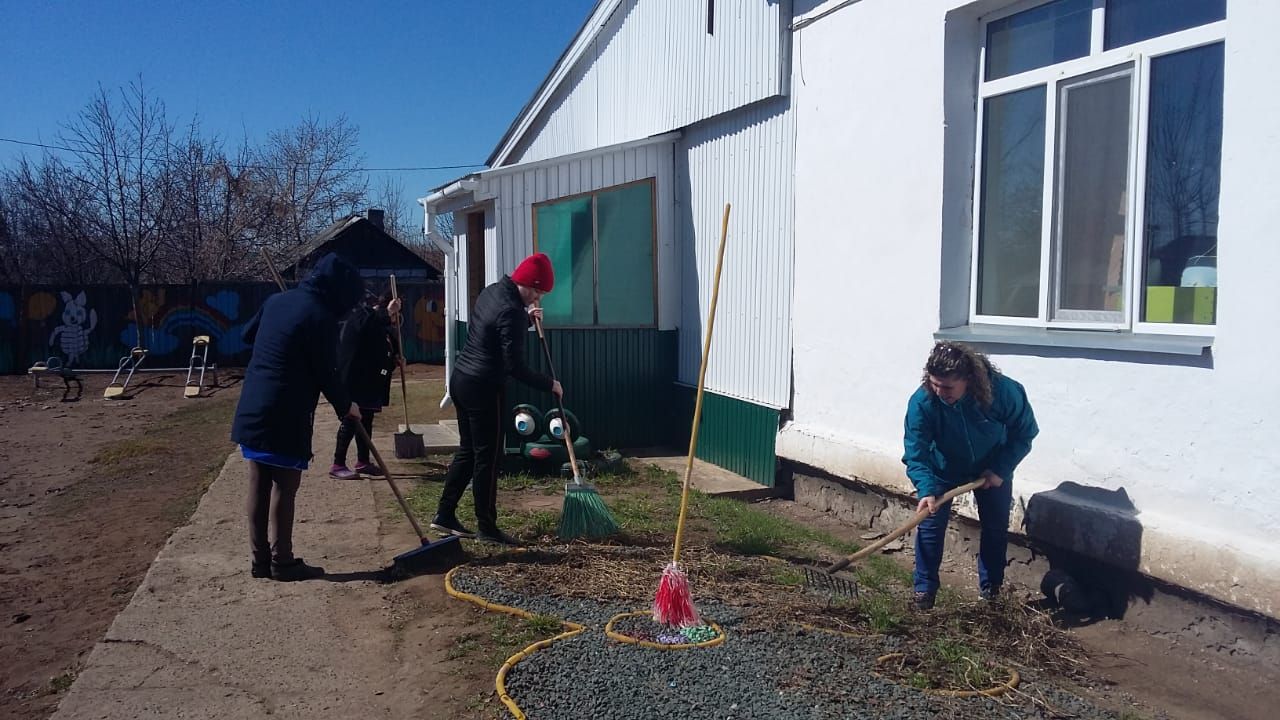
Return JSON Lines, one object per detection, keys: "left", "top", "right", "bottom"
{"left": 760, "top": 499, "right": 1280, "bottom": 720}
{"left": 5, "top": 364, "right": 1275, "bottom": 720}
{"left": 0, "top": 370, "right": 244, "bottom": 720}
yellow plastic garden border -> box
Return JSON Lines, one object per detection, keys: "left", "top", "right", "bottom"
{"left": 873, "top": 651, "right": 1021, "bottom": 698}
{"left": 603, "top": 610, "right": 727, "bottom": 650}
{"left": 444, "top": 566, "right": 585, "bottom": 720}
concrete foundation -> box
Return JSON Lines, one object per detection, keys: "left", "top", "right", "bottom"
{"left": 786, "top": 465, "right": 1280, "bottom": 670}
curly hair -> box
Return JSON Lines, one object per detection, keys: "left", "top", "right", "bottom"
{"left": 922, "top": 341, "right": 999, "bottom": 408}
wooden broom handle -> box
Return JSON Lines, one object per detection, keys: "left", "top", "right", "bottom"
{"left": 390, "top": 275, "right": 412, "bottom": 430}
{"left": 262, "top": 248, "right": 287, "bottom": 291}
{"left": 672, "top": 202, "right": 730, "bottom": 564}
{"left": 533, "top": 316, "right": 582, "bottom": 484}
{"left": 353, "top": 421, "right": 427, "bottom": 542}
{"left": 825, "top": 479, "right": 986, "bottom": 574}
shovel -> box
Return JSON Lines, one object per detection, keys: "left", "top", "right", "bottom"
{"left": 389, "top": 275, "right": 425, "bottom": 459}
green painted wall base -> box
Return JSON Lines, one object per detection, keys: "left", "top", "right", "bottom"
{"left": 448, "top": 320, "right": 778, "bottom": 485}
{"left": 672, "top": 387, "right": 779, "bottom": 486}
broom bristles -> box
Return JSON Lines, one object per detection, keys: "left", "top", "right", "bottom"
{"left": 558, "top": 485, "right": 620, "bottom": 539}
{"left": 653, "top": 561, "right": 700, "bottom": 627}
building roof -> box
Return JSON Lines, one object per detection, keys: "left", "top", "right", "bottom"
{"left": 281, "top": 214, "right": 438, "bottom": 279}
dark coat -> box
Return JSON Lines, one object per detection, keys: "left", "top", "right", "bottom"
{"left": 231, "top": 254, "right": 364, "bottom": 460}
{"left": 337, "top": 304, "right": 400, "bottom": 409}
{"left": 453, "top": 275, "right": 553, "bottom": 392}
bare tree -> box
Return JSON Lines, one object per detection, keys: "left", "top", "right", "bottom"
{"left": 372, "top": 174, "right": 414, "bottom": 242}
{"left": 58, "top": 79, "right": 177, "bottom": 346}
{"left": 3, "top": 157, "right": 100, "bottom": 284}
{"left": 252, "top": 114, "right": 367, "bottom": 248}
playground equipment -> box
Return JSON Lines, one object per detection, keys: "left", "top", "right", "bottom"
{"left": 183, "top": 335, "right": 219, "bottom": 398}
{"left": 104, "top": 347, "right": 148, "bottom": 399}
{"left": 27, "top": 356, "right": 84, "bottom": 400}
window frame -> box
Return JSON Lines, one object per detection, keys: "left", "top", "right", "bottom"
{"left": 969, "top": 0, "right": 1227, "bottom": 336}
{"left": 530, "top": 177, "right": 659, "bottom": 329}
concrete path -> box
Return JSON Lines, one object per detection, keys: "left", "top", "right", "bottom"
{"left": 635, "top": 454, "right": 780, "bottom": 501}
{"left": 50, "top": 416, "right": 474, "bottom": 720}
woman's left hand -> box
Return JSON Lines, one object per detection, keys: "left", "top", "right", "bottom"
{"left": 979, "top": 470, "right": 1005, "bottom": 489}
{"left": 528, "top": 306, "right": 544, "bottom": 323}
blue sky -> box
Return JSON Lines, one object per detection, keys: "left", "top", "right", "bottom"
{"left": 0, "top": 0, "right": 596, "bottom": 226}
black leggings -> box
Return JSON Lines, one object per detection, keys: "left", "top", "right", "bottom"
{"left": 247, "top": 461, "right": 302, "bottom": 565}
{"left": 334, "top": 415, "right": 376, "bottom": 466}
{"left": 437, "top": 370, "right": 505, "bottom": 533}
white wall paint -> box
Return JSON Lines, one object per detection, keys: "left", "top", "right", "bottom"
{"left": 786, "top": 0, "right": 1280, "bottom": 615}
{"left": 676, "top": 96, "right": 796, "bottom": 409}
{"left": 507, "top": 0, "right": 788, "bottom": 164}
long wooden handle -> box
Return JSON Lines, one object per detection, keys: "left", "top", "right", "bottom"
{"left": 673, "top": 203, "right": 731, "bottom": 564}
{"left": 826, "top": 479, "right": 986, "bottom": 574}
{"left": 353, "top": 420, "right": 427, "bottom": 542}
{"left": 533, "top": 316, "right": 581, "bottom": 483}
{"left": 390, "top": 274, "right": 412, "bottom": 430}
{"left": 262, "top": 248, "right": 287, "bottom": 291}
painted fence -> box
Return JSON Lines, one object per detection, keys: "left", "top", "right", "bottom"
{"left": 0, "top": 281, "right": 445, "bottom": 374}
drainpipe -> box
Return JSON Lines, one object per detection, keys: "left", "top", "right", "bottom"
{"left": 419, "top": 177, "right": 479, "bottom": 409}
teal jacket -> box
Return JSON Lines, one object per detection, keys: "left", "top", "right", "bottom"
{"left": 902, "top": 372, "right": 1038, "bottom": 499}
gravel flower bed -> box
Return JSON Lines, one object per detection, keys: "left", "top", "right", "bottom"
{"left": 450, "top": 566, "right": 1130, "bottom": 720}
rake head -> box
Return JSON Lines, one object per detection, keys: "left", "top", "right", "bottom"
{"left": 803, "top": 566, "right": 860, "bottom": 601}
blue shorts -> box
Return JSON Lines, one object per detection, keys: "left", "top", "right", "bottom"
{"left": 240, "top": 445, "right": 308, "bottom": 471}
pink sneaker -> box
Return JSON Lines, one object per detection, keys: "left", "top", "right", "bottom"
{"left": 329, "top": 464, "right": 357, "bottom": 479}
{"left": 354, "top": 462, "right": 385, "bottom": 477}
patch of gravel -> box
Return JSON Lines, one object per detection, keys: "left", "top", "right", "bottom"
{"left": 451, "top": 568, "right": 1127, "bottom": 720}
{"left": 449, "top": 570, "right": 744, "bottom": 629}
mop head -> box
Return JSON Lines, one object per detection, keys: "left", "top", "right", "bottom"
{"left": 558, "top": 483, "right": 620, "bottom": 539}
{"left": 653, "top": 561, "right": 700, "bottom": 627}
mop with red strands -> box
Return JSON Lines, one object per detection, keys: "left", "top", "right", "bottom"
{"left": 653, "top": 203, "right": 731, "bottom": 628}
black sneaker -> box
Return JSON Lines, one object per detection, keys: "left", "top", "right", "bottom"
{"left": 476, "top": 528, "right": 523, "bottom": 547}
{"left": 980, "top": 585, "right": 1002, "bottom": 602}
{"left": 272, "top": 557, "right": 325, "bottom": 581}
{"left": 430, "top": 514, "right": 476, "bottom": 539}
{"left": 251, "top": 561, "right": 272, "bottom": 579}
{"left": 911, "top": 591, "right": 936, "bottom": 611}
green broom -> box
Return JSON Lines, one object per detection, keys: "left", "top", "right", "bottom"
{"left": 533, "top": 316, "right": 619, "bottom": 539}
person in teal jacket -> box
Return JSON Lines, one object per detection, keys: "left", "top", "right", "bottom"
{"left": 902, "top": 341, "right": 1038, "bottom": 610}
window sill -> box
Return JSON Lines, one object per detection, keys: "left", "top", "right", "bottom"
{"left": 934, "top": 324, "right": 1212, "bottom": 356}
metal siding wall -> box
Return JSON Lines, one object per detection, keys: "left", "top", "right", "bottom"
{"left": 482, "top": 141, "right": 679, "bottom": 329}
{"left": 504, "top": 327, "right": 680, "bottom": 450}
{"left": 671, "top": 386, "right": 779, "bottom": 486}
{"left": 676, "top": 95, "right": 795, "bottom": 409}
{"left": 512, "top": 0, "right": 786, "bottom": 164}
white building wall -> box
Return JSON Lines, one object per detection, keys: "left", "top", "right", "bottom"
{"left": 676, "top": 96, "right": 796, "bottom": 409}
{"left": 782, "top": 0, "right": 1280, "bottom": 616}
{"left": 505, "top": 0, "right": 788, "bottom": 164}
{"left": 473, "top": 139, "right": 680, "bottom": 330}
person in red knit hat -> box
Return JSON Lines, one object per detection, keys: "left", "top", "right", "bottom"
{"left": 431, "top": 252, "right": 563, "bottom": 545}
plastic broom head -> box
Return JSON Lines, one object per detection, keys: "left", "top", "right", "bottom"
{"left": 652, "top": 561, "right": 700, "bottom": 627}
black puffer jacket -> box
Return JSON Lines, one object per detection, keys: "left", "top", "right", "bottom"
{"left": 454, "top": 275, "right": 553, "bottom": 392}
{"left": 231, "top": 254, "right": 364, "bottom": 459}
{"left": 337, "top": 303, "right": 399, "bottom": 409}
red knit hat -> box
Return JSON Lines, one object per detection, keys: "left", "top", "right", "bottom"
{"left": 511, "top": 252, "right": 555, "bottom": 292}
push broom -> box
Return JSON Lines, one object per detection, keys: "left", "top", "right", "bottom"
{"left": 653, "top": 202, "right": 730, "bottom": 628}
{"left": 262, "top": 259, "right": 458, "bottom": 575}
{"left": 533, "top": 315, "right": 619, "bottom": 540}
{"left": 389, "top": 275, "right": 425, "bottom": 459}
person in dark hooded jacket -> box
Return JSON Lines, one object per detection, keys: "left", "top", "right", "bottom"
{"left": 231, "top": 253, "right": 364, "bottom": 581}
{"left": 329, "top": 287, "right": 402, "bottom": 479}
{"left": 430, "top": 252, "right": 562, "bottom": 546}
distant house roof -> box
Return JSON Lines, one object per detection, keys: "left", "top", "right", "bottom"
{"left": 282, "top": 214, "right": 439, "bottom": 282}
